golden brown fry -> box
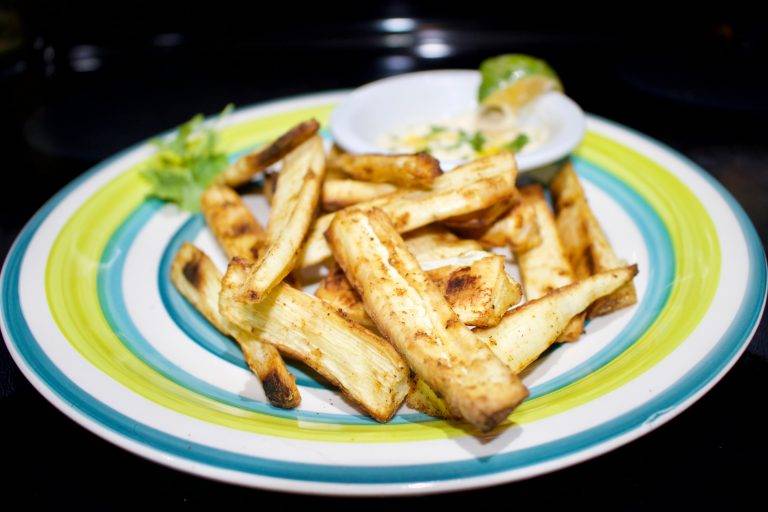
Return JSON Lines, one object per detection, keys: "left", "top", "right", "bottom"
{"left": 201, "top": 185, "right": 266, "bottom": 260}
{"left": 551, "top": 163, "right": 592, "bottom": 281}
{"left": 170, "top": 243, "right": 300, "bottom": 408}
{"left": 316, "top": 252, "right": 521, "bottom": 328}
{"left": 220, "top": 257, "right": 410, "bottom": 422}
{"left": 409, "top": 264, "right": 639, "bottom": 418}
{"left": 442, "top": 195, "right": 518, "bottom": 231}
{"left": 217, "top": 119, "right": 320, "bottom": 187}
{"left": 202, "top": 185, "right": 303, "bottom": 404}
{"left": 464, "top": 199, "right": 542, "bottom": 252}
{"left": 478, "top": 265, "right": 639, "bottom": 373}
{"left": 299, "top": 152, "right": 518, "bottom": 268}
{"left": 322, "top": 179, "right": 399, "bottom": 211}
{"left": 554, "top": 206, "right": 592, "bottom": 280}
{"left": 315, "top": 264, "right": 378, "bottom": 330}
{"left": 242, "top": 135, "right": 326, "bottom": 301}
{"left": 515, "top": 184, "right": 584, "bottom": 342}
{"left": 330, "top": 152, "right": 441, "bottom": 188}
{"left": 550, "top": 163, "right": 638, "bottom": 317}
{"left": 404, "top": 225, "right": 484, "bottom": 263}
{"left": 199, "top": 186, "right": 301, "bottom": 406}
{"left": 427, "top": 254, "right": 522, "bottom": 327}
{"left": 405, "top": 377, "right": 461, "bottom": 420}
{"left": 430, "top": 153, "right": 516, "bottom": 189}
{"left": 326, "top": 207, "right": 528, "bottom": 431}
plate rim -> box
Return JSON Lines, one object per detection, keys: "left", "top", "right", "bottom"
{"left": 1, "top": 90, "right": 765, "bottom": 496}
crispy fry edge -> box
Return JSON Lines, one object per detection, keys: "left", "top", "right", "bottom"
{"left": 331, "top": 152, "right": 442, "bottom": 188}
{"left": 201, "top": 185, "right": 266, "bottom": 260}
{"left": 170, "top": 243, "right": 300, "bottom": 408}
{"left": 218, "top": 119, "right": 320, "bottom": 187}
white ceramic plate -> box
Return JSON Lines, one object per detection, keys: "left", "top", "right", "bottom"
{"left": 1, "top": 91, "right": 765, "bottom": 495}
{"left": 330, "top": 70, "right": 585, "bottom": 171}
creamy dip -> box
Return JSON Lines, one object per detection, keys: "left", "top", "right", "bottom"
{"left": 381, "top": 107, "right": 547, "bottom": 161}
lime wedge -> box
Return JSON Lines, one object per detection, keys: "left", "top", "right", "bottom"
{"left": 478, "top": 54, "right": 563, "bottom": 110}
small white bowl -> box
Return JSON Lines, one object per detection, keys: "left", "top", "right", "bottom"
{"left": 330, "top": 69, "right": 586, "bottom": 172}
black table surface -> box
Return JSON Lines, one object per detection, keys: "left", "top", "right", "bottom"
{"left": 1, "top": 6, "right": 767, "bottom": 509}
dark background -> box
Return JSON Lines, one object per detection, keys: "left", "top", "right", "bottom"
{"left": 1, "top": 2, "right": 766, "bottom": 508}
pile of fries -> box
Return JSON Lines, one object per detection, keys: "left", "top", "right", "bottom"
{"left": 171, "top": 119, "right": 638, "bottom": 432}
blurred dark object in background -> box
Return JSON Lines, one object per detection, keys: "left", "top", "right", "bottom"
{"left": 1, "top": 2, "right": 766, "bottom": 506}
{"left": 3, "top": 4, "right": 766, "bottom": 159}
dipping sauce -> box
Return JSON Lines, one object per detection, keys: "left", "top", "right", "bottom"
{"left": 381, "top": 106, "right": 547, "bottom": 162}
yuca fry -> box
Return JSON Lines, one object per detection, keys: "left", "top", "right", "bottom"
{"left": 428, "top": 153, "right": 516, "bottom": 189}
{"left": 404, "top": 225, "right": 483, "bottom": 263}
{"left": 170, "top": 243, "right": 300, "bottom": 408}
{"left": 585, "top": 211, "right": 638, "bottom": 316}
{"left": 220, "top": 257, "right": 410, "bottom": 422}
{"left": 551, "top": 163, "right": 592, "bottom": 281}
{"left": 406, "top": 377, "right": 460, "bottom": 420}
{"left": 201, "top": 184, "right": 303, "bottom": 395}
{"left": 427, "top": 254, "right": 522, "bottom": 327}
{"left": 463, "top": 200, "right": 542, "bottom": 252}
{"left": 552, "top": 196, "right": 591, "bottom": 280}
{"left": 551, "top": 163, "right": 637, "bottom": 317}
{"left": 201, "top": 185, "right": 266, "bottom": 260}
{"left": 442, "top": 195, "right": 518, "bottom": 231}
{"left": 299, "top": 152, "right": 518, "bottom": 268}
{"left": 515, "top": 184, "right": 584, "bottom": 342}
{"left": 322, "top": 179, "right": 399, "bottom": 211}
{"left": 408, "top": 265, "right": 639, "bottom": 418}
{"left": 479, "top": 265, "right": 638, "bottom": 372}
{"left": 330, "top": 152, "right": 441, "bottom": 188}
{"left": 315, "top": 264, "right": 377, "bottom": 330}
{"left": 316, "top": 252, "right": 521, "bottom": 328}
{"left": 326, "top": 208, "right": 528, "bottom": 431}
{"left": 217, "top": 119, "right": 320, "bottom": 187}
{"left": 242, "top": 135, "right": 326, "bottom": 301}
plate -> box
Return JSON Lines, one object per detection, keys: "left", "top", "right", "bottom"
{"left": 1, "top": 91, "right": 765, "bottom": 496}
{"left": 329, "top": 70, "right": 585, "bottom": 171}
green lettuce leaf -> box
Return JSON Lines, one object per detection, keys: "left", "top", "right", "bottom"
{"left": 141, "top": 106, "right": 232, "bottom": 212}
{"left": 505, "top": 133, "right": 529, "bottom": 153}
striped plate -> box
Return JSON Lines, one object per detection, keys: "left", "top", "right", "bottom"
{"left": 1, "top": 92, "right": 765, "bottom": 495}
